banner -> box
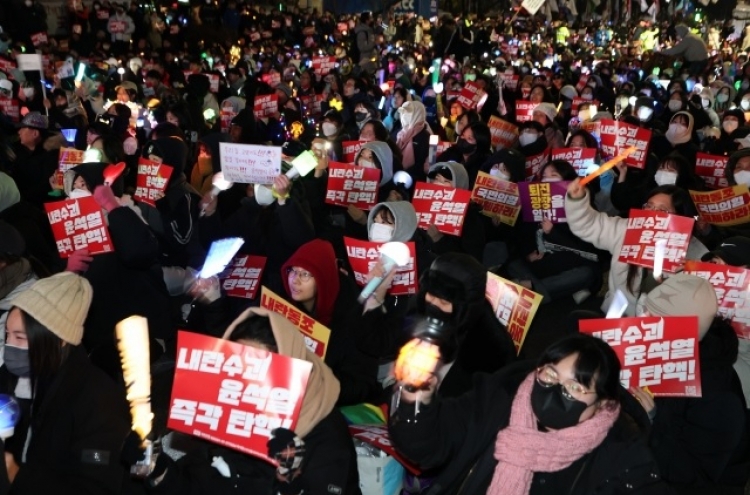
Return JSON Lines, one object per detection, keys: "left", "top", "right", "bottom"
{"left": 485, "top": 273, "right": 543, "bottom": 354}
{"left": 487, "top": 116, "right": 519, "bottom": 149}
{"left": 324, "top": 162, "right": 381, "bottom": 210}
{"left": 259, "top": 287, "right": 331, "bottom": 359}
{"left": 219, "top": 143, "right": 282, "bottom": 185}
{"left": 524, "top": 149, "right": 549, "bottom": 179}
{"left": 134, "top": 158, "right": 173, "bottom": 207}
{"left": 695, "top": 153, "right": 729, "bottom": 189}
{"left": 517, "top": 181, "right": 569, "bottom": 223}
{"left": 515, "top": 101, "right": 539, "bottom": 122}
{"left": 342, "top": 141, "right": 367, "bottom": 163}
{"left": 58, "top": 147, "right": 84, "bottom": 173}
{"left": 617, "top": 209, "right": 694, "bottom": 273}
{"left": 253, "top": 94, "right": 278, "bottom": 119}
{"left": 312, "top": 56, "right": 337, "bottom": 77}
{"left": 580, "top": 316, "right": 702, "bottom": 397}
{"left": 412, "top": 182, "right": 471, "bottom": 236}
{"left": 221, "top": 255, "right": 267, "bottom": 300}
{"left": 550, "top": 148, "right": 597, "bottom": 177}
{"left": 45, "top": 197, "right": 114, "bottom": 258}
{"left": 168, "top": 331, "right": 311, "bottom": 462}
{"left": 0, "top": 99, "right": 19, "bottom": 123}
{"left": 599, "top": 119, "right": 650, "bottom": 169}
{"left": 684, "top": 261, "right": 750, "bottom": 340}
{"left": 689, "top": 185, "right": 750, "bottom": 227}
{"left": 471, "top": 171, "right": 521, "bottom": 226}
{"left": 344, "top": 237, "right": 418, "bottom": 296}
{"left": 457, "top": 81, "right": 482, "bottom": 110}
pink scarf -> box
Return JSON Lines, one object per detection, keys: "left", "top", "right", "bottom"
{"left": 486, "top": 372, "right": 620, "bottom": 495}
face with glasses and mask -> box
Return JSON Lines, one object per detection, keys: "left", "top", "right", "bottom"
{"left": 285, "top": 267, "right": 316, "bottom": 311}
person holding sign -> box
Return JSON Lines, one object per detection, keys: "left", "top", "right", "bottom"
{"left": 651, "top": 112, "right": 699, "bottom": 170}
{"left": 436, "top": 121, "right": 493, "bottom": 188}
{"left": 389, "top": 334, "right": 668, "bottom": 494}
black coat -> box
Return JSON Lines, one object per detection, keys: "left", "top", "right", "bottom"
{"left": 389, "top": 361, "right": 670, "bottom": 495}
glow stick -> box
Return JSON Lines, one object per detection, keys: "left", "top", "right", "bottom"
{"left": 605, "top": 290, "right": 629, "bottom": 319}
{"left": 116, "top": 316, "right": 153, "bottom": 442}
{"left": 579, "top": 145, "right": 637, "bottom": 187}
{"left": 285, "top": 151, "right": 319, "bottom": 179}
{"left": 652, "top": 239, "right": 667, "bottom": 280}
{"left": 199, "top": 237, "right": 244, "bottom": 279}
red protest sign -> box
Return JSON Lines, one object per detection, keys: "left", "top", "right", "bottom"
{"left": 695, "top": 153, "right": 729, "bottom": 189}
{"left": 471, "top": 171, "right": 521, "bottom": 226}
{"left": 344, "top": 237, "right": 418, "bottom": 296}
{"left": 96, "top": 9, "right": 110, "bottom": 19}
{"left": 524, "top": 148, "right": 549, "bottom": 179}
{"left": 30, "top": 32, "right": 48, "bottom": 47}
{"left": 457, "top": 81, "right": 482, "bottom": 110}
{"left": 168, "top": 331, "right": 312, "bottom": 462}
{"left": 575, "top": 75, "right": 590, "bottom": 93}
{"left": 220, "top": 107, "right": 237, "bottom": 134}
{"left": 435, "top": 141, "right": 453, "bottom": 155}
{"left": 337, "top": 22, "right": 349, "bottom": 33}
{"left": 45, "top": 197, "right": 114, "bottom": 258}
{"left": 689, "top": 185, "right": 750, "bottom": 227}
{"left": 412, "top": 182, "right": 471, "bottom": 236}
{"left": 0, "top": 99, "right": 19, "bottom": 123}
{"left": 485, "top": 273, "right": 543, "bottom": 354}
{"left": 499, "top": 73, "right": 519, "bottom": 91}
{"left": 207, "top": 74, "right": 220, "bottom": 93}
{"left": 551, "top": 147, "right": 597, "bottom": 177}
{"left": 325, "top": 162, "right": 381, "bottom": 210}
{"left": 299, "top": 94, "right": 324, "bottom": 116}
{"left": 684, "top": 261, "right": 750, "bottom": 340}
{"left": 0, "top": 59, "right": 16, "bottom": 72}
{"left": 488, "top": 116, "right": 519, "bottom": 149}
{"left": 569, "top": 98, "right": 599, "bottom": 117}
{"left": 617, "top": 209, "right": 694, "bottom": 273}
{"left": 109, "top": 21, "right": 126, "bottom": 34}
{"left": 261, "top": 72, "right": 281, "bottom": 88}
{"left": 342, "top": 140, "right": 366, "bottom": 163}
{"left": 221, "top": 255, "right": 267, "bottom": 300}
{"left": 515, "top": 101, "right": 539, "bottom": 122}
{"left": 253, "top": 94, "right": 278, "bottom": 119}
{"left": 134, "top": 158, "right": 173, "bottom": 207}
{"left": 580, "top": 316, "right": 702, "bottom": 397}
{"left": 58, "top": 147, "right": 84, "bottom": 173}
{"left": 599, "top": 119, "right": 651, "bottom": 169}
{"left": 312, "top": 56, "right": 337, "bottom": 77}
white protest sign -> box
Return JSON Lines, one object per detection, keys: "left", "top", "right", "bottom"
{"left": 521, "top": 0, "right": 546, "bottom": 15}
{"left": 16, "top": 54, "right": 43, "bottom": 72}
{"left": 219, "top": 143, "right": 282, "bottom": 185}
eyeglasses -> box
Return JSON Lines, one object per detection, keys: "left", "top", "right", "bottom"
{"left": 536, "top": 365, "right": 596, "bottom": 403}
{"left": 641, "top": 202, "right": 673, "bottom": 214}
{"left": 286, "top": 267, "right": 313, "bottom": 282}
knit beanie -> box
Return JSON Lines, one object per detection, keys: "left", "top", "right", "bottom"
{"left": 533, "top": 102, "right": 558, "bottom": 124}
{"left": 644, "top": 274, "right": 718, "bottom": 340}
{"left": 12, "top": 272, "right": 93, "bottom": 345}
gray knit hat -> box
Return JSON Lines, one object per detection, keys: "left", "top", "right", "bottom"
{"left": 12, "top": 272, "right": 93, "bottom": 345}
{"left": 644, "top": 273, "right": 718, "bottom": 340}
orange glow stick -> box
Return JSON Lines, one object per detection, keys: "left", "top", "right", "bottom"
{"left": 579, "top": 145, "right": 637, "bottom": 187}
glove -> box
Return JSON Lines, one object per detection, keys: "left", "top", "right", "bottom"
{"left": 267, "top": 428, "right": 305, "bottom": 494}
{"left": 66, "top": 249, "right": 93, "bottom": 273}
{"left": 93, "top": 185, "right": 121, "bottom": 212}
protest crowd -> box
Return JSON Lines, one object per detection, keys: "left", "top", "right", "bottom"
{"left": 0, "top": 0, "right": 750, "bottom": 493}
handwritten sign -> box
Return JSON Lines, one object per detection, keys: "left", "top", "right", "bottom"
{"left": 219, "top": 143, "right": 281, "bottom": 184}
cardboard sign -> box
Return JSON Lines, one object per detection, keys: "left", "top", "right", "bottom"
{"left": 485, "top": 273, "right": 543, "bottom": 354}
{"left": 488, "top": 116, "right": 519, "bottom": 149}
{"left": 253, "top": 94, "right": 279, "bottom": 119}
{"left": 580, "top": 316, "right": 702, "bottom": 397}
{"left": 517, "top": 181, "right": 569, "bottom": 223}
{"left": 524, "top": 149, "right": 549, "bottom": 179}
{"left": 109, "top": 21, "right": 126, "bottom": 33}
{"left": 312, "top": 56, "right": 337, "bottom": 77}
{"left": 599, "top": 119, "right": 650, "bottom": 169}
{"left": 617, "top": 209, "right": 694, "bottom": 273}
{"left": 45, "top": 197, "right": 114, "bottom": 258}
{"left": 30, "top": 32, "right": 48, "bottom": 47}
{"left": 344, "top": 237, "right": 418, "bottom": 296}
{"left": 515, "top": 101, "right": 539, "bottom": 122}
{"left": 58, "top": 147, "right": 84, "bottom": 173}
{"left": 412, "top": 182, "right": 471, "bottom": 236}
{"left": 695, "top": 153, "right": 729, "bottom": 189}
{"left": 134, "top": 158, "right": 173, "bottom": 207}
{"left": 342, "top": 140, "right": 367, "bottom": 163}
{"left": 219, "top": 143, "right": 282, "bottom": 185}
{"left": 259, "top": 287, "right": 331, "bottom": 359}
{"left": 324, "top": 162, "right": 381, "bottom": 210}
{"left": 471, "top": 171, "right": 521, "bottom": 226}
{"left": 499, "top": 73, "right": 519, "bottom": 91}
{"left": 221, "top": 255, "right": 267, "bottom": 300}
{"left": 689, "top": 185, "right": 750, "bottom": 227}
{"left": 551, "top": 148, "right": 597, "bottom": 177}
{"left": 684, "top": 261, "right": 750, "bottom": 340}
{"left": 0, "top": 99, "right": 19, "bottom": 123}
{"left": 457, "top": 81, "right": 482, "bottom": 110}
{"left": 168, "top": 331, "right": 311, "bottom": 462}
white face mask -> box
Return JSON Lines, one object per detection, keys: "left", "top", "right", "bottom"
{"left": 518, "top": 132, "right": 538, "bottom": 147}
{"left": 253, "top": 184, "right": 275, "bottom": 206}
{"left": 322, "top": 122, "right": 337, "bottom": 137}
{"left": 701, "top": 98, "right": 710, "bottom": 109}
{"left": 369, "top": 222, "right": 394, "bottom": 242}
{"left": 742, "top": 99, "right": 750, "bottom": 110}
{"left": 654, "top": 170, "right": 678, "bottom": 186}
{"left": 717, "top": 94, "right": 729, "bottom": 103}
{"left": 68, "top": 188, "right": 92, "bottom": 199}
{"left": 581, "top": 93, "right": 593, "bottom": 101}
{"left": 735, "top": 170, "right": 750, "bottom": 186}
{"left": 723, "top": 120, "right": 739, "bottom": 134}
{"left": 22, "top": 88, "right": 34, "bottom": 98}
{"left": 489, "top": 168, "right": 511, "bottom": 180}
{"left": 637, "top": 107, "right": 653, "bottom": 121}
{"left": 666, "top": 123, "right": 689, "bottom": 144}
{"left": 668, "top": 100, "right": 682, "bottom": 112}
{"left": 358, "top": 158, "right": 376, "bottom": 169}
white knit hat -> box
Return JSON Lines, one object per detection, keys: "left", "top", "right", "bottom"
{"left": 533, "top": 102, "right": 558, "bottom": 124}
{"left": 644, "top": 274, "right": 718, "bottom": 340}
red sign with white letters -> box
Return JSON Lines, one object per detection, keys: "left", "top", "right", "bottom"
{"left": 515, "top": 101, "right": 539, "bottom": 122}
{"left": 457, "top": 81, "right": 482, "bottom": 110}
{"left": 253, "top": 94, "right": 279, "bottom": 119}
{"left": 168, "top": 331, "right": 312, "bottom": 462}
{"left": 695, "top": 153, "right": 729, "bottom": 189}
{"left": 617, "top": 209, "right": 694, "bottom": 273}
{"left": 550, "top": 148, "right": 597, "bottom": 177}
{"left": 221, "top": 255, "right": 267, "bottom": 300}
{"left": 580, "top": 316, "right": 702, "bottom": 397}
{"left": 44, "top": 197, "right": 114, "bottom": 258}
{"left": 412, "top": 182, "right": 471, "bottom": 236}
{"left": 325, "top": 162, "right": 380, "bottom": 210}
{"left": 342, "top": 140, "right": 367, "bottom": 163}
{"left": 312, "top": 56, "right": 337, "bottom": 77}
{"left": 599, "top": 119, "right": 651, "bottom": 169}
{"left": 134, "top": 158, "right": 173, "bottom": 207}
{"left": 344, "top": 237, "right": 418, "bottom": 296}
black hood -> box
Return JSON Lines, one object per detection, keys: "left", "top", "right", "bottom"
{"left": 143, "top": 137, "right": 189, "bottom": 175}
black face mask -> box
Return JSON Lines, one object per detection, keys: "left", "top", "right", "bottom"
{"left": 455, "top": 138, "right": 477, "bottom": 155}
{"left": 530, "top": 379, "right": 589, "bottom": 430}
{"left": 355, "top": 111, "right": 369, "bottom": 122}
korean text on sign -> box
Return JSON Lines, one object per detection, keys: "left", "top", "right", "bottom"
{"left": 580, "top": 316, "right": 702, "bottom": 397}
{"left": 550, "top": 148, "right": 597, "bottom": 177}
{"left": 259, "top": 287, "right": 331, "bottom": 358}
{"left": 617, "top": 209, "right": 694, "bottom": 273}
{"left": 58, "top": 147, "right": 85, "bottom": 173}
{"left": 0, "top": 99, "right": 20, "bottom": 123}
{"left": 598, "top": 119, "right": 651, "bottom": 169}
{"left": 517, "top": 180, "right": 569, "bottom": 223}
{"left": 342, "top": 141, "right": 367, "bottom": 163}
{"left": 487, "top": 116, "right": 519, "bottom": 150}
{"left": 515, "top": 101, "right": 539, "bottom": 122}
{"left": 524, "top": 149, "right": 549, "bottom": 179}
{"left": 695, "top": 153, "right": 729, "bottom": 189}
{"left": 221, "top": 255, "right": 267, "bottom": 300}
{"left": 134, "top": 158, "right": 173, "bottom": 207}
{"left": 684, "top": 261, "right": 750, "bottom": 340}
{"left": 412, "top": 182, "right": 471, "bottom": 236}
{"left": 45, "top": 196, "right": 114, "bottom": 258}
{"left": 168, "top": 331, "right": 312, "bottom": 462}
{"left": 485, "top": 273, "right": 543, "bottom": 354}
{"left": 689, "top": 185, "right": 750, "bottom": 227}
{"left": 312, "top": 56, "right": 337, "bottom": 77}
{"left": 344, "top": 237, "right": 418, "bottom": 296}
{"left": 471, "top": 171, "right": 521, "bottom": 226}
{"left": 457, "top": 81, "right": 483, "bottom": 110}
{"left": 325, "top": 162, "right": 381, "bottom": 210}
{"left": 219, "top": 143, "right": 282, "bottom": 185}
{"left": 253, "top": 94, "right": 279, "bottom": 119}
